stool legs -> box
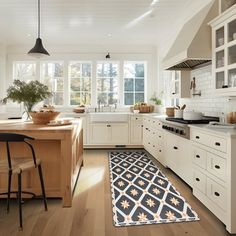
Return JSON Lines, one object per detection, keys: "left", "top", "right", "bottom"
{"left": 7, "top": 171, "right": 12, "bottom": 213}
{"left": 18, "top": 173, "right": 23, "bottom": 230}
{"left": 38, "top": 164, "right": 47, "bottom": 211}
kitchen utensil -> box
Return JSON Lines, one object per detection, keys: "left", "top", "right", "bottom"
{"left": 183, "top": 111, "right": 202, "bottom": 120}
{"left": 166, "top": 107, "right": 175, "bottom": 117}
{"left": 174, "top": 109, "right": 183, "bottom": 118}
{"left": 181, "top": 104, "right": 186, "bottom": 110}
{"left": 176, "top": 105, "right": 180, "bottom": 109}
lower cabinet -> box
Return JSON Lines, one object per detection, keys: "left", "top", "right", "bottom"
{"left": 89, "top": 123, "right": 129, "bottom": 145}
{"left": 143, "top": 117, "right": 164, "bottom": 165}
{"left": 130, "top": 116, "right": 143, "bottom": 145}
{"left": 164, "top": 132, "right": 192, "bottom": 186}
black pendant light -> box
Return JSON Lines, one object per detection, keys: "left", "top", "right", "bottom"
{"left": 105, "top": 52, "right": 111, "bottom": 59}
{"left": 28, "top": 0, "right": 50, "bottom": 57}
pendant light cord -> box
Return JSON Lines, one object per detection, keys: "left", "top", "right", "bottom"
{"left": 38, "top": 0, "right": 40, "bottom": 38}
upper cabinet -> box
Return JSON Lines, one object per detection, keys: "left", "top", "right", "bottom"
{"left": 210, "top": 4, "right": 236, "bottom": 96}
{"left": 170, "top": 70, "right": 191, "bottom": 98}
{"left": 220, "top": 0, "right": 236, "bottom": 13}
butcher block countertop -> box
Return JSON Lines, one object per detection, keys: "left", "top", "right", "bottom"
{"left": 0, "top": 119, "right": 83, "bottom": 207}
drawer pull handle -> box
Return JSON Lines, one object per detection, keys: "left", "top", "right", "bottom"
{"left": 214, "top": 192, "right": 220, "bottom": 197}
{"left": 141, "top": 125, "right": 143, "bottom": 127}
{"left": 215, "top": 142, "right": 221, "bottom": 146}
{"left": 146, "top": 128, "right": 149, "bottom": 130}
{"left": 136, "top": 118, "right": 138, "bottom": 120}
{"left": 215, "top": 165, "right": 220, "bottom": 169}
{"left": 159, "top": 150, "right": 162, "bottom": 152}
{"left": 195, "top": 178, "right": 200, "bottom": 182}
{"left": 195, "top": 136, "right": 200, "bottom": 139}
{"left": 196, "top": 155, "right": 200, "bottom": 159}
{"left": 173, "top": 146, "right": 178, "bottom": 150}
{"left": 148, "top": 142, "right": 150, "bottom": 144}
{"left": 153, "top": 145, "right": 155, "bottom": 147}
{"left": 107, "top": 125, "right": 111, "bottom": 127}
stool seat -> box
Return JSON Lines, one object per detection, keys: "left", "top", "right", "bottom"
{"left": 0, "top": 158, "right": 41, "bottom": 174}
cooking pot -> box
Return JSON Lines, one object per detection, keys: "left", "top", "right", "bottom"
{"left": 183, "top": 111, "right": 202, "bottom": 120}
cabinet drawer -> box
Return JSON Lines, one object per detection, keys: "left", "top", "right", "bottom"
{"left": 191, "top": 130, "right": 227, "bottom": 153}
{"left": 207, "top": 152, "right": 226, "bottom": 182}
{"left": 207, "top": 178, "right": 226, "bottom": 210}
{"left": 193, "top": 169, "right": 207, "bottom": 194}
{"left": 192, "top": 146, "right": 207, "bottom": 169}
{"left": 131, "top": 116, "right": 143, "bottom": 122}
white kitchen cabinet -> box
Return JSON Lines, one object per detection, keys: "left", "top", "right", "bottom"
{"left": 143, "top": 117, "right": 164, "bottom": 165}
{"left": 170, "top": 70, "right": 191, "bottom": 98}
{"left": 190, "top": 126, "right": 236, "bottom": 234}
{"left": 130, "top": 115, "right": 143, "bottom": 145}
{"left": 164, "top": 132, "right": 192, "bottom": 186}
{"left": 89, "top": 123, "right": 128, "bottom": 145}
{"left": 209, "top": 5, "right": 236, "bottom": 96}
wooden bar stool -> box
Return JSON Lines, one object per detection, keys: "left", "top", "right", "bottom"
{"left": 0, "top": 133, "right": 47, "bottom": 230}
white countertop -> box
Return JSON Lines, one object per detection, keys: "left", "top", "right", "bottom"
{"left": 188, "top": 124, "right": 236, "bottom": 138}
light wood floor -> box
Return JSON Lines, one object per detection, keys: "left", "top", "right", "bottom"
{"left": 0, "top": 149, "right": 233, "bottom": 236}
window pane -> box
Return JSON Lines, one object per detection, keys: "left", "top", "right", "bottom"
{"left": 14, "top": 62, "right": 36, "bottom": 82}
{"left": 69, "top": 62, "right": 92, "bottom": 105}
{"left": 124, "top": 62, "right": 145, "bottom": 105}
{"left": 135, "top": 93, "right": 144, "bottom": 103}
{"left": 135, "top": 79, "right": 144, "bottom": 91}
{"left": 41, "top": 62, "right": 64, "bottom": 105}
{"left": 124, "top": 93, "right": 134, "bottom": 105}
{"left": 124, "top": 78, "right": 134, "bottom": 91}
{"left": 96, "top": 62, "right": 119, "bottom": 105}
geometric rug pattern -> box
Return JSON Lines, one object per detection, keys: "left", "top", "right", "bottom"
{"left": 108, "top": 150, "right": 199, "bottom": 226}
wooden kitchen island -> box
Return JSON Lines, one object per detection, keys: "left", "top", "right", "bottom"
{"left": 0, "top": 119, "right": 83, "bottom": 207}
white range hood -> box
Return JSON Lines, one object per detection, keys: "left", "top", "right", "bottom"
{"left": 162, "top": 1, "right": 218, "bottom": 70}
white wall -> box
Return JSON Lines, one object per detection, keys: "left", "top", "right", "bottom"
{"left": 0, "top": 45, "right": 7, "bottom": 114}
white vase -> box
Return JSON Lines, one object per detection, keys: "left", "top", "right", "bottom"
{"left": 154, "top": 105, "right": 163, "bottom": 113}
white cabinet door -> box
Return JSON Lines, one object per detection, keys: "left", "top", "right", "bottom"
{"left": 130, "top": 123, "right": 143, "bottom": 145}
{"left": 110, "top": 123, "right": 129, "bottom": 144}
{"left": 89, "top": 124, "right": 108, "bottom": 144}
{"left": 164, "top": 132, "right": 192, "bottom": 186}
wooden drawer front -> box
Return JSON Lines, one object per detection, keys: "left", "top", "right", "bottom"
{"left": 193, "top": 170, "right": 207, "bottom": 194}
{"left": 207, "top": 178, "right": 226, "bottom": 210}
{"left": 192, "top": 146, "right": 207, "bottom": 169}
{"left": 207, "top": 152, "right": 226, "bottom": 181}
{"left": 131, "top": 116, "right": 143, "bottom": 122}
{"left": 191, "top": 130, "right": 227, "bottom": 153}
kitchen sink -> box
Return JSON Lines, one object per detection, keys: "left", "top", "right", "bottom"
{"left": 89, "top": 112, "right": 129, "bottom": 123}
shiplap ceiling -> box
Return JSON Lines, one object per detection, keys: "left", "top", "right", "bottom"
{"left": 0, "top": 0, "right": 212, "bottom": 46}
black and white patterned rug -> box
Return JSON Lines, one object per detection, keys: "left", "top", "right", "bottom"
{"left": 108, "top": 150, "right": 199, "bottom": 227}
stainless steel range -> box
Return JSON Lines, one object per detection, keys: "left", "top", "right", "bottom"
{"left": 161, "top": 116, "right": 219, "bottom": 139}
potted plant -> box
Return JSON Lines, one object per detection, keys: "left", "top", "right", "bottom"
{"left": 2, "top": 79, "right": 52, "bottom": 118}
{"left": 150, "top": 92, "right": 163, "bottom": 113}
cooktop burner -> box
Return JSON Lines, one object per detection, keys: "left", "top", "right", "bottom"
{"left": 166, "top": 116, "right": 219, "bottom": 124}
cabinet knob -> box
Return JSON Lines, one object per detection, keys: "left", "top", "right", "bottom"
{"left": 107, "top": 124, "right": 111, "bottom": 127}
{"left": 141, "top": 125, "right": 143, "bottom": 127}
{"left": 196, "top": 155, "right": 200, "bottom": 159}
{"left": 195, "top": 178, "right": 200, "bottom": 182}
{"left": 159, "top": 150, "right": 162, "bottom": 152}
{"left": 214, "top": 192, "right": 220, "bottom": 197}
{"left": 215, "top": 142, "right": 221, "bottom": 146}
{"left": 195, "top": 136, "right": 200, "bottom": 139}
{"left": 215, "top": 165, "right": 220, "bottom": 169}
{"left": 159, "top": 136, "right": 162, "bottom": 138}
{"left": 173, "top": 146, "right": 178, "bottom": 150}
{"left": 172, "top": 92, "right": 176, "bottom": 95}
{"left": 153, "top": 145, "right": 155, "bottom": 148}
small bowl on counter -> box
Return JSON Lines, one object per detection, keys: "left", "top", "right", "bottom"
{"left": 30, "top": 111, "right": 60, "bottom": 125}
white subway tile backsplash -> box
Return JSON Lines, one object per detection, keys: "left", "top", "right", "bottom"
{"left": 179, "top": 65, "right": 229, "bottom": 117}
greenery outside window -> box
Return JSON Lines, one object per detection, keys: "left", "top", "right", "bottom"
{"left": 124, "top": 62, "right": 145, "bottom": 105}
{"left": 69, "top": 62, "right": 92, "bottom": 105}
{"left": 96, "top": 62, "right": 119, "bottom": 105}
{"left": 41, "top": 62, "right": 64, "bottom": 105}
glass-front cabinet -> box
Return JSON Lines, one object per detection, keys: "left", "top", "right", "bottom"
{"left": 210, "top": 4, "right": 236, "bottom": 96}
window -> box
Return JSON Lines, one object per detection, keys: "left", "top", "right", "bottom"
{"left": 13, "top": 62, "right": 36, "bottom": 82}
{"left": 96, "top": 62, "right": 119, "bottom": 105}
{"left": 41, "top": 62, "right": 64, "bottom": 105}
{"left": 124, "top": 62, "right": 145, "bottom": 105}
{"left": 69, "top": 62, "right": 92, "bottom": 105}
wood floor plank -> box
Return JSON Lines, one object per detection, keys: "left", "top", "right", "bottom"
{"left": 0, "top": 149, "right": 232, "bottom": 236}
